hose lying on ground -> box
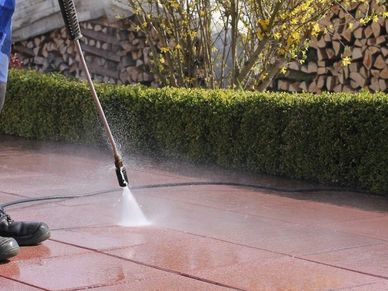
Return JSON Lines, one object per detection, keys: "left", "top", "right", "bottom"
{"left": 0, "top": 181, "right": 364, "bottom": 208}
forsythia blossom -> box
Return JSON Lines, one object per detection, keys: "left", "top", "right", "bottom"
{"left": 341, "top": 56, "right": 352, "bottom": 66}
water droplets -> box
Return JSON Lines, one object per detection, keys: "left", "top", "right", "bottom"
{"left": 118, "top": 187, "right": 150, "bottom": 227}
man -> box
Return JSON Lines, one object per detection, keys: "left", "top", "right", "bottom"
{"left": 0, "top": 0, "right": 50, "bottom": 262}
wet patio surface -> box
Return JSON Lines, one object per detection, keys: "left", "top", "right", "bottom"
{"left": 1, "top": 136, "right": 388, "bottom": 290}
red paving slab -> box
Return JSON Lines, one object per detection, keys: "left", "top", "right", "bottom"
{"left": 86, "top": 274, "right": 230, "bottom": 291}
{"left": 305, "top": 243, "right": 388, "bottom": 279}
{"left": 12, "top": 240, "right": 89, "bottom": 262}
{"left": 0, "top": 277, "right": 42, "bottom": 291}
{"left": 1, "top": 136, "right": 388, "bottom": 290}
{"left": 130, "top": 190, "right": 382, "bottom": 256}
{"left": 1, "top": 251, "right": 170, "bottom": 290}
{"left": 135, "top": 186, "right": 385, "bottom": 228}
{"left": 5, "top": 194, "right": 123, "bottom": 229}
{"left": 334, "top": 282, "right": 388, "bottom": 290}
{"left": 326, "top": 217, "right": 388, "bottom": 241}
{"left": 192, "top": 257, "right": 387, "bottom": 291}
{"left": 53, "top": 227, "right": 280, "bottom": 273}
{"left": 0, "top": 192, "right": 27, "bottom": 204}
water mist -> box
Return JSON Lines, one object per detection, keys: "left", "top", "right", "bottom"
{"left": 119, "top": 187, "right": 150, "bottom": 227}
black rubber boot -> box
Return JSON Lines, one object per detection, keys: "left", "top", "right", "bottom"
{"left": 0, "top": 208, "right": 50, "bottom": 246}
{"left": 0, "top": 236, "right": 19, "bottom": 261}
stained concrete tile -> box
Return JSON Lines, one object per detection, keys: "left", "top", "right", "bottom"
{"left": 193, "top": 256, "right": 383, "bottom": 291}
{"left": 304, "top": 243, "right": 388, "bottom": 279}
{"left": 134, "top": 186, "right": 272, "bottom": 212}
{"left": 331, "top": 281, "right": 388, "bottom": 290}
{"left": 136, "top": 186, "right": 385, "bottom": 228}
{"left": 133, "top": 193, "right": 381, "bottom": 256}
{"left": 2, "top": 136, "right": 388, "bottom": 290}
{"left": 0, "top": 192, "right": 27, "bottom": 205}
{"left": 53, "top": 226, "right": 280, "bottom": 273}
{"left": 13, "top": 240, "right": 89, "bottom": 262}
{"left": 126, "top": 167, "right": 207, "bottom": 188}
{"left": 0, "top": 173, "right": 117, "bottom": 198}
{"left": 327, "top": 217, "right": 388, "bottom": 241}
{"left": 0, "top": 251, "right": 165, "bottom": 291}
{"left": 0, "top": 277, "right": 41, "bottom": 291}
{"left": 8, "top": 189, "right": 381, "bottom": 257}
{"left": 0, "top": 145, "right": 108, "bottom": 198}
{"left": 0, "top": 137, "right": 204, "bottom": 198}
{"left": 3, "top": 194, "right": 122, "bottom": 229}
{"left": 2, "top": 183, "right": 384, "bottom": 291}
{"left": 108, "top": 235, "right": 280, "bottom": 274}
{"left": 51, "top": 227, "right": 168, "bottom": 251}
{"left": 86, "top": 273, "right": 233, "bottom": 291}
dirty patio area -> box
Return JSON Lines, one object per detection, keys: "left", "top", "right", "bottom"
{"left": 1, "top": 136, "right": 388, "bottom": 290}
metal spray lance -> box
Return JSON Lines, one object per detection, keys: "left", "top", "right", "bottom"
{"left": 57, "top": 0, "right": 129, "bottom": 187}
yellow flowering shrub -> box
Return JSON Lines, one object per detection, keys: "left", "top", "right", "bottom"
{"left": 128, "top": 0, "right": 387, "bottom": 90}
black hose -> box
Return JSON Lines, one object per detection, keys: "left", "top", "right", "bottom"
{"left": 1, "top": 182, "right": 360, "bottom": 209}
{"left": 0, "top": 189, "right": 117, "bottom": 208}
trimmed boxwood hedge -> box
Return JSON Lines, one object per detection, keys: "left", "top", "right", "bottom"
{"left": 1, "top": 69, "right": 387, "bottom": 194}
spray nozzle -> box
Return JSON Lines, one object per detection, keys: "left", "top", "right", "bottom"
{"left": 115, "top": 157, "right": 129, "bottom": 188}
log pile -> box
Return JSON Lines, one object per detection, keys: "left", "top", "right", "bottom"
{"left": 13, "top": 18, "right": 155, "bottom": 85}
{"left": 274, "top": 2, "right": 388, "bottom": 93}
{"left": 13, "top": 2, "right": 387, "bottom": 92}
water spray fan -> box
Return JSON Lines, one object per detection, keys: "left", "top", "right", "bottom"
{"left": 58, "top": 0, "right": 129, "bottom": 188}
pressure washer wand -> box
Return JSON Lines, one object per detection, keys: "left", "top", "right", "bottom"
{"left": 58, "top": 0, "right": 129, "bottom": 187}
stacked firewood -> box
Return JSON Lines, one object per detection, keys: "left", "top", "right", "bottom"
{"left": 274, "top": 3, "right": 388, "bottom": 93}
{"left": 13, "top": 3, "right": 387, "bottom": 92}
{"left": 13, "top": 18, "right": 155, "bottom": 85}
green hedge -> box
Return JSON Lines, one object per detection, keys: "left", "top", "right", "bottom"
{"left": 1, "top": 69, "right": 387, "bottom": 194}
